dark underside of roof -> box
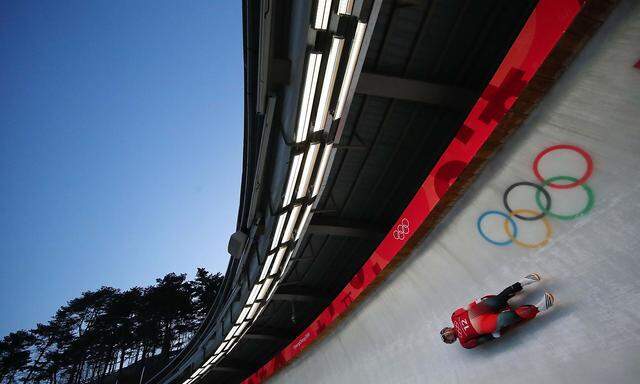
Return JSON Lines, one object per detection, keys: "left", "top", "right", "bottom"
{"left": 210, "top": 0, "right": 537, "bottom": 382}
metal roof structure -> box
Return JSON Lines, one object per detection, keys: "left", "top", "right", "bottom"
{"left": 146, "top": 1, "right": 551, "bottom": 383}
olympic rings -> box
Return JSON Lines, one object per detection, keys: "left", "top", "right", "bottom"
{"left": 503, "top": 181, "right": 551, "bottom": 221}
{"left": 533, "top": 144, "right": 593, "bottom": 189}
{"left": 477, "top": 211, "right": 518, "bottom": 246}
{"left": 535, "top": 176, "right": 595, "bottom": 220}
{"left": 477, "top": 144, "right": 595, "bottom": 248}
{"left": 393, "top": 218, "right": 410, "bottom": 240}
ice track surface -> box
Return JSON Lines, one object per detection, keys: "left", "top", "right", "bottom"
{"left": 271, "top": 2, "right": 640, "bottom": 383}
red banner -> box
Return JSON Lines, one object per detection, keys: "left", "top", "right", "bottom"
{"left": 244, "top": 1, "right": 584, "bottom": 382}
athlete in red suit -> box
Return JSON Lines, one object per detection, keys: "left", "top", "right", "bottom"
{"left": 440, "top": 274, "right": 555, "bottom": 348}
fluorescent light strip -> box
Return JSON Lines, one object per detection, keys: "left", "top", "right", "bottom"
{"left": 314, "top": 37, "right": 344, "bottom": 133}
{"left": 231, "top": 323, "right": 243, "bottom": 338}
{"left": 205, "top": 355, "right": 216, "bottom": 365}
{"left": 259, "top": 253, "right": 275, "bottom": 281}
{"left": 227, "top": 325, "right": 239, "bottom": 340}
{"left": 295, "top": 204, "right": 313, "bottom": 241}
{"left": 257, "top": 277, "right": 274, "bottom": 300}
{"left": 237, "top": 306, "right": 250, "bottom": 323}
{"left": 236, "top": 322, "right": 251, "bottom": 340}
{"left": 236, "top": 320, "right": 249, "bottom": 337}
{"left": 335, "top": 21, "right": 366, "bottom": 119}
{"left": 283, "top": 154, "right": 303, "bottom": 207}
{"left": 270, "top": 212, "right": 288, "bottom": 250}
{"left": 314, "top": 0, "right": 332, "bottom": 30}
{"left": 212, "top": 354, "right": 223, "bottom": 364}
{"left": 297, "top": 143, "right": 320, "bottom": 199}
{"left": 312, "top": 143, "right": 333, "bottom": 196}
{"left": 254, "top": 302, "right": 268, "bottom": 320}
{"left": 337, "top": 0, "right": 354, "bottom": 14}
{"left": 247, "top": 283, "right": 262, "bottom": 306}
{"left": 214, "top": 342, "right": 227, "bottom": 355}
{"left": 248, "top": 302, "right": 261, "bottom": 320}
{"left": 283, "top": 204, "right": 302, "bottom": 243}
{"left": 201, "top": 365, "right": 211, "bottom": 375}
{"left": 296, "top": 53, "right": 322, "bottom": 143}
{"left": 224, "top": 337, "right": 236, "bottom": 349}
{"left": 270, "top": 246, "right": 287, "bottom": 275}
{"left": 224, "top": 338, "right": 237, "bottom": 352}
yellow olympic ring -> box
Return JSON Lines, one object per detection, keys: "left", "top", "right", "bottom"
{"left": 503, "top": 209, "right": 553, "bottom": 249}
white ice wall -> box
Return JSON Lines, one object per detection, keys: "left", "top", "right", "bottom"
{"left": 271, "top": 2, "right": 640, "bottom": 383}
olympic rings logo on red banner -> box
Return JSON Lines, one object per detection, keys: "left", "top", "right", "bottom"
{"left": 393, "top": 218, "right": 410, "bottom": 240}
{"left": 477, "top": 144, "right": 595, "bottom": 249}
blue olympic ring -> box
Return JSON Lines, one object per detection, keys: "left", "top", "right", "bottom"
{"left": 477, "top": 210, "right": 518, "bottom": 246}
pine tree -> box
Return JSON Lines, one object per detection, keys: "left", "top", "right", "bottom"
{"left": 1, "top": 267, "right": 222, "bottom": 384}
{"left": 0, "top": 330, "right": 36, "bottom": 383}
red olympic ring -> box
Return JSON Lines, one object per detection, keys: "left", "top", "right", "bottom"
{"left": 533, "top": 144, "right": 593, "bottom": 189}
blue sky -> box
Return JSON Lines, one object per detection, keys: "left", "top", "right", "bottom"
{"left": 0, "top": 1, "right": 243, "bottom": 336}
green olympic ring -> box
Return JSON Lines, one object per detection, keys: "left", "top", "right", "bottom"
{"left": 535, "top": 175, "right": 595, "bottom": 220}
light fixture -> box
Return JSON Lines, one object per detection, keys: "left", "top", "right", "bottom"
{"left": 254, "top": 301, "right": 268, "bottom": 320}
{"left": 224, "top": 338, "right": 237, "bottom": 352}
{"left": 270, "top": 212, "right": 288, "bottom": 250}
{"left": 314, "top": 36, "right": 344, "bottom": 133}
{"left": 335, "top": 21, "right": 366, "bottom": 119}
{"left": 312, "top": 143, "right": 333, "bottom": 196}
{"left": 257, "top": 277, "right": 274, "bottom": 300}
{"left": 248, "top": 301, "right": 261, "bottom": 320}
{"left": 270, "top": 246, "right": 287, "bottom": 275}
{"left": 337, "top": 0, "right": 354, "bottom": 15}
{"left": 237, "top": 306, "right": 250, "bottom": 323}
{"left": 188, "top": 32, "right": 356, "bottom": 374}
{"left": 214, "top": 342, "right": 226, "bottom": 355}
{"left": 296, "top": 204, "right": 313, "bottom": 241}
{"left": 296, "top": 53, "right": 322, "bottom": 143}
{"left": 259, "top": 253, "right": 275, "bottom": 281}
{"left": 236, "top": 321, "right": 249, "bottom": 337}
{"left": 247, "top": 283, "right": 262, "bottom": 306}
{"left": 283, "top": 204, "right": 302, "bottom": 242}
{"left": 283, "top": 153, "right": 303, "bottom": 207}
{"left": 212, "top": 354, "right": 223, "bottom": 364}
{"left": 227, "top": 325, "right": 239, "bottom": 340}
{"left": 314, "top": 0, "right": 332, "bottom": 30}
{"left": 297, "top": 143, "right": 320, "bottom": 199}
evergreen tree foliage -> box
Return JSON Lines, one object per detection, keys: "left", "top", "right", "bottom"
{"left": 0, "top": 269, "right": 223, "bottom": 384}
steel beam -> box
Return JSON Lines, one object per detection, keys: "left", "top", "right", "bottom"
{"left": 210, "top": 359, "right": 254, "bottom": 374}
{"left": 244, "top": 327, "right": 293, "bottom": 342}
{"left": 356, "top": 72, "right": 478, "bottom": 111}
{"left": 306, "top": 216, "right": 384, "bottom": 238}
{"left": 271, "top": 286, "right": 330, "bottom": 303}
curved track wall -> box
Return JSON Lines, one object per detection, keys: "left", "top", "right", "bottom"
{"left": 269, "top": 2, "right": 640, "bottom": 383}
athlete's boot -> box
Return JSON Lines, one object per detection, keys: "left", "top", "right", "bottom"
{"left": 535, "top": 292, "right": 555, "bottom": 312}
{"left": 519, "top": 273, "right": 541, "bottom": 287}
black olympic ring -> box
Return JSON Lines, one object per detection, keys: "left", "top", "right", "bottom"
{"left": 502, "top": 181, "right": 551, "bottom": 221}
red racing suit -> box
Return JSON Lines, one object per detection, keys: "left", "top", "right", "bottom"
{"left": 451, "top": 294, "right": 538, "bottom": 349}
